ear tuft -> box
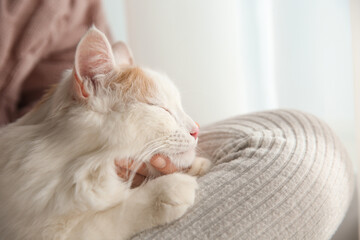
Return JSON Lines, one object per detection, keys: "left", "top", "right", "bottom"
{"left": 112, "top": 41, "right": 134, "bottom": 66}
{"left": 74, "top": 26, "right": 115, "bottom": 98}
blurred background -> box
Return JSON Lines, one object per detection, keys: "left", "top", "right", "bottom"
{"left": 103, "top": 1, "right": 358, "bottom": 238}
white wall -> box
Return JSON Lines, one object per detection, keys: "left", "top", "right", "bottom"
{"left": 103, "top": 0, "right": 127, "bottom": 42}
{"left": 272, "top": 0, "right": 356, "bottom": 160}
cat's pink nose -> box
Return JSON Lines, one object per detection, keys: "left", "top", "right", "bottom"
{"left": 190, "top": 126, "right": 199, "bottom": 140}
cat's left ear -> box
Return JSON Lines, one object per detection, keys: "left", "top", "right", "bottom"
{"left": 74, "top": 26, "right": 115, "bottom": 98}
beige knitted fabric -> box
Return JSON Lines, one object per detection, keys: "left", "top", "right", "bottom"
{"left": 133, "top": 109, "right": 354, "bottom": 240}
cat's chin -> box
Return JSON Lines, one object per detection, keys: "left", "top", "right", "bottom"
{"left": 170, "top": 148, "right": 197, "bottom": 169}
{"left": 142, "top": 149, "right": 196, "bottom": 178}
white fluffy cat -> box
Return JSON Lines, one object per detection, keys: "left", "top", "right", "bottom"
{"left": 0, "top": 27, "right": 211, "bottom": 240}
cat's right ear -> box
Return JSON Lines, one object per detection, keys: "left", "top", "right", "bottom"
{"left": 74, "top": 26, "right": 115, "bottom": 99}
{"left": 112, "top": 41, "right": 134, "bottom": 66}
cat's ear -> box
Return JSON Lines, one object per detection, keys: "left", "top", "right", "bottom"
{"left": 74, "top": 26, "right": 115, "bottom": 98}
{"left": 112, "top": 41, "right": 134, "bottom": 65}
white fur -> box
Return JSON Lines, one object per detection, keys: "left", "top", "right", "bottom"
{"left": 0, "top": 27, "right": 207, "bottom": 240}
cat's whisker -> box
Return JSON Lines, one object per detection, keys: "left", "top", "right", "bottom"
{"left": 135, "top": 139, "right": 168, "bottom": 161}
{"left": 124, "top": 141, "right": 167, "bottom": 187}
{"left": 142, "top": 137, "right": 168, "bottom": 150}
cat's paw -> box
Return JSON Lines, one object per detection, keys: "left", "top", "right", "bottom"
{"left": 151, "top": 173, "right": 198, "bottom": 224}
{"left": 187, "top": 157, "right": 212, "bottom": 177}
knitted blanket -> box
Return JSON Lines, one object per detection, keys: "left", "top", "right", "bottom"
{"left": 133, "top": 109, "right": 354, "bottom": 240}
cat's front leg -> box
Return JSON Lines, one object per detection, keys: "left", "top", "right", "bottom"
{"left": 68, "top": 173, "right": 197, "bottom": 240}
{"left": 187, "top": 157, "right": 212, "bottom": 176}
{"left": 125, "top": 173, "right": 198, "bottom": 236}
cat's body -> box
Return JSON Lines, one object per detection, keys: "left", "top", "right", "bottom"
{"left": 0, "top": 27, "right": 211, "bottom": 240}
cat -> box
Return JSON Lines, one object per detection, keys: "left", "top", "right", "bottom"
{"left": 0, "top": 26, "right": 211, "bottom": 240}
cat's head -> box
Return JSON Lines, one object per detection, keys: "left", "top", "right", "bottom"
{"left": 55, "top": 26, "right": 199, "bottom": 171}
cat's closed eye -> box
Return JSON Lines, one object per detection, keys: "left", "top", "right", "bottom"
{"left": 148, "top": 103, "right": 172, "bottom": 115}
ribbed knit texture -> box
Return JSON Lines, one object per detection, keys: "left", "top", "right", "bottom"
{"left": 133, "top": 109, "right": 354, "bottom": 240}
